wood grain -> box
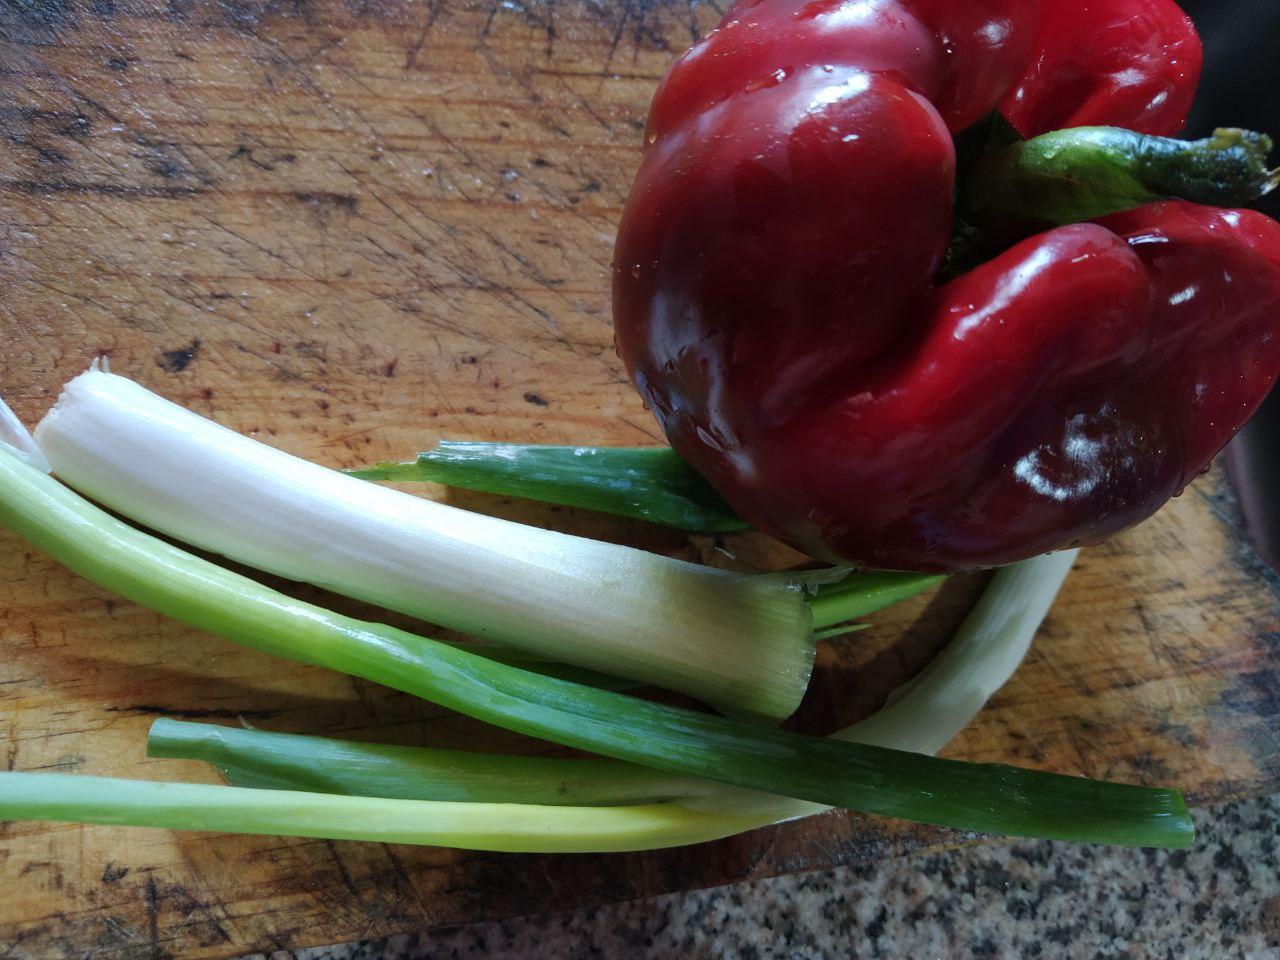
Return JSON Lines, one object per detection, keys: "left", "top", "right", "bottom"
{"left": 2, "top": 0, "right": 1280, "bottom": 955}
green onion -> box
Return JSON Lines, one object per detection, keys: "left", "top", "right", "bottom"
{"left": 0, "top": 449, "right": 1191, "bottom": 845}
{"left": 150, "top": 552, "right": 1092, "bottom": 813}
{"left": 0, "top": 774, "right": 767, "bottom": 853}
{"left": 435, "top": 642, "right": 634, "bottom": 690}
{"left": 147, "top": 556, "right": 1070, "bottom": 808}
{"left": 151, "top": 557, "right": 1075, "bottom": 809}
{"left": 807, "top": 571, "right": 947, "bottom": 630}
{"left": 813, "top": 622, "right": 872, "bottom": 642}
{"left": 141, "top": 558, "right": 1025, "bottom": 808}
{"left": 33, "top": 369, "right": 812, "bottom": 719}
{"left": 351, "top": 442, "right": 749, "bottom": 534}
{"left": 148, "top": 718, "right": 713, "bottom": 805}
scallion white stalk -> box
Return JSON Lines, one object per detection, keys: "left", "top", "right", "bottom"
{"left": 832, "top": 550, "right": 1079, "bottom": 752}
{"left": 33, "top": 369, "right": 814, "bottom": 720}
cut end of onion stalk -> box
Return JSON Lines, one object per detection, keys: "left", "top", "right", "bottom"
{"left": 33, "top": 368, "right": 815, "bottom": 720}
{"left": 0, "top": 392, "right": 50, "bottom": 475}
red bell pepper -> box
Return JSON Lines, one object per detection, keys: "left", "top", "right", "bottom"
{"left": 613, "top": 0, "right": 1280, "bottom": 570}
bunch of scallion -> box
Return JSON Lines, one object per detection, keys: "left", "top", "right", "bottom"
{"left": 0, "top": 368, "right": 1194, "bottom": 851}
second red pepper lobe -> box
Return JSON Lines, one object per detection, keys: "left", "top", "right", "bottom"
{"left": 1000, "top": 0, "right": 1202, "bottom": 137}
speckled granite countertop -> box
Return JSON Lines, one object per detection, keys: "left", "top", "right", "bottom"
{"left": 237, "top": 794, "right": 1280, "bottom": 960}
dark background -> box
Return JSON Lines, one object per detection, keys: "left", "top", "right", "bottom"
{"left": 1180, "top": 0, "right": 1280, "bottom": 568}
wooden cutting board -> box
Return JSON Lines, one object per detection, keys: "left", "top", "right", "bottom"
{"left": 3, "top": 1, "right": 1280, "bottom": 955}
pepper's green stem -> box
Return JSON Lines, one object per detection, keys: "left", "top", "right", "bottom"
{"left": 967, "top": 126, "right": 1279, "bottom": 225}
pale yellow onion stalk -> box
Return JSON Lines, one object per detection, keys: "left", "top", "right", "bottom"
{"left": 34, "top": 367, "right": 813, "bottom": 720}
{"left": 0, "top": 779, "right": 770, "bottom": 853}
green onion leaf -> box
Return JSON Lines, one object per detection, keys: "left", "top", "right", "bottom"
{"left": 807, "top": 571, "right": 947, "bottom": 630}
{"left": 148, "top": 718, "right": 711, "bottom": 805}
{"left": 351, "top": 442, "right": 749, "bottom": 534}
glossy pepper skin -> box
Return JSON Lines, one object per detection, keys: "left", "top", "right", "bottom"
{"left": 613, "top": 0, "right": 1280, "bottom": 570}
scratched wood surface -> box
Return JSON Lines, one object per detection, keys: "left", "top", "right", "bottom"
{"left": 2, "top": 0, "right": 1280, "bottom": 955}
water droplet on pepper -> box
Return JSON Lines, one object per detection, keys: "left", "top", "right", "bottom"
{"left": 744, "top": 67, "right": 791, "bottom": 93}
